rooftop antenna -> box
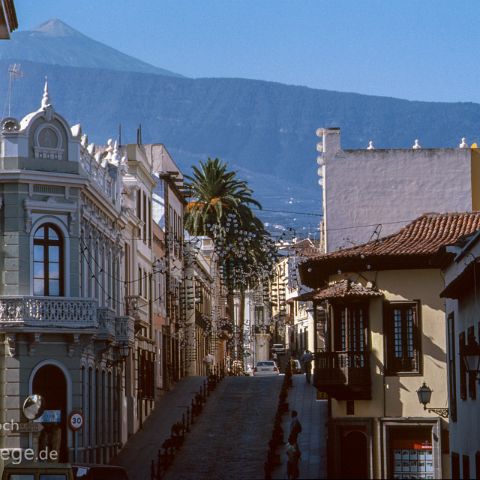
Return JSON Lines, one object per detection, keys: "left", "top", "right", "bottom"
{"left": 4, "top": 63, "right": 23, "bottom": 118}
{"left": 136, "top": 124, "right": 142, "bottom": 145}
{"left": 118, "top": 123, "right": 122, "bottom": 147}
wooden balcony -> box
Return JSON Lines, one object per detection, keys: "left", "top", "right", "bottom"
{"left": 314, "top": 351, "right": 371, "bottom": 400}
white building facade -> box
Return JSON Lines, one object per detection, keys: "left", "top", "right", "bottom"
{"left": 316, "top": 128, "right": 480, "bottom": 252}
{"left": 0, "top": 84, "right": 160, "bottom": 471}
{"left": 441, "top": 232, "right": 480, "bottom": 479}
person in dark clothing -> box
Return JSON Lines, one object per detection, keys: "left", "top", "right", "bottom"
{"left": 286, "top": 433, "right": 301, "bottom": 479}
{"left": 289, "top": 410, "right": 302, "bottom": 443}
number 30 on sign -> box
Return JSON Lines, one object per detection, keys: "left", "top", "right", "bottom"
{"left": 69, "top": 411, "right": 84, "bottom": 431}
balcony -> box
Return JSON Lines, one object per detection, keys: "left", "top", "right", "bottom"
{"left": 97, "top": 307, "right": 116, "bottom": 342}
{"left": 125, "top": 295, "right": 149, "bottom": 331}
{"left": 0, "top": 296, "right": 97, "bottom": 329}
{"left": 115, "top": 316, "right": 135, "bottom": 345}
{"left": 314, "top": 351, "right": 371, "bottom": 400}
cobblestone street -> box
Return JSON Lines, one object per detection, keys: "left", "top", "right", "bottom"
{"left": 113, "top": 376, "right": 207, "bottom": 480}
{"left": 163, "top": 376, "right": 283, "bottom": 480}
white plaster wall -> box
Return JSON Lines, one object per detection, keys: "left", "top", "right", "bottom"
{"left": 444, "top": 238, "right": 480, "bottom": 468}
{"left": 446, "top": 293, "right": 480, "bottom": 468}
{"left": 323, "top": 147, "right": 473, "bottom": 252}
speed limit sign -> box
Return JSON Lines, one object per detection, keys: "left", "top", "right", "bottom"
{"left": 69, "top": 411, "right": 84, "bottom": 431}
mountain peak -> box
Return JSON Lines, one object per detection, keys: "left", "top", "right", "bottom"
{"left": 32, "top": 19, "right": 83, "bottom": 38}
{"left": 2, "top": 19, "right": 183, "bottom": 77}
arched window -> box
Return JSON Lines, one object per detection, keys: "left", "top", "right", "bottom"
{"left": 33, "top": 223, "right": 64, "bottom": 296}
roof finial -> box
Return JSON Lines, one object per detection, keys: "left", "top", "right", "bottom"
{"left": 412, "top": 139, "right": 421, "bottom": 149}
{"left": 367, "top": 140, "right": 375, "bottom": 150}
{"left": 111, "top": 140, "right": 121, "bottom": 164}
{"left": 41, "top": 76, "right": 51, "bottom": 109}
{"left": 459, "top": 137, "right": 468, "bottom": 148}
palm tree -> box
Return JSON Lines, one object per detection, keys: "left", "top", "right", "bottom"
{"left": 184, "top": 157, "right": 277, "bottom": 369}
{"left": 184, "top": 158, "right": 261, "bottom": 235}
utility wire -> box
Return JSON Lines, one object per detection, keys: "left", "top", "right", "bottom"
{"left": 80, "top": 243, "right": 163, "bottom": 311}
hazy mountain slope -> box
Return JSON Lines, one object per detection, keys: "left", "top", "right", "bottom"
{"left": 2, "top": 40, "right": 480, "bottom": 232}
{"left": 0, "top": 19, "right": 182, "bottom": 77}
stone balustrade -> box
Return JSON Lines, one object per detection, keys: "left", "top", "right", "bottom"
{"left": 0, "top": 296, "right": 98, "bottom": 328}
{"left": 125, "top": 294, "right": 149, "bottom": 330}
{"left": 115, "top": 316, "right": 135, "bottom": 345}
{"left": 97, "top": 307, "right": 116, "bottom": 340}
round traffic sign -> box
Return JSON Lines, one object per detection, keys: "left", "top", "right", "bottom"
{"left": 68, "top": 411, "right": 83, "bottom": 431}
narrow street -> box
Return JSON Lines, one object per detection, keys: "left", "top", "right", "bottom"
{"left": 114, "top": 373, "right": 327, "bottom": 480}
{"left": 163, "top": 376, "right": 283, "bottom": 480}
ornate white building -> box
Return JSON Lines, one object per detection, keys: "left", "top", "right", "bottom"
{"left": 0, "top": 83, "right": 158, "bottom": 469}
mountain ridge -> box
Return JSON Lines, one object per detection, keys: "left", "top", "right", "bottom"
{"left": 2, "top": 21, "right": 480, "bottom": 233}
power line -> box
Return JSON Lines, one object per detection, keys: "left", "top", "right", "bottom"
{"left": 269, "top": 217, "right": 416, "bottom": 234}
{"left": 252, "top": 207, "right": 323, "bottom": 217}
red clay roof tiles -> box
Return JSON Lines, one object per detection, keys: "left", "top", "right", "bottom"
{"left": 310, "top": 212, "right": 480, "bottom": 261}
{"left": 292, "top": 280, "right": 383, "bottom": 302}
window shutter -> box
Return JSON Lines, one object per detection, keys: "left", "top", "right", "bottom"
{"left": 468, "top": 326, "right": 477, "bottom": 400}
{"left": 459, "top": 332, "right": 467, "bottom": 401}
{"left": 383, "top": 301, "right": 392, "bottom": 373}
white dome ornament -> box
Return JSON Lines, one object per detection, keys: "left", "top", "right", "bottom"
{"left": 40, "top": 77, "right": 54, "bottom": 120}
{"left": 367, "top": 140, "right": 375, "bottom": 150}
{"left": 41, "top": 77, "right": 51, "bottom": 109}
{"left": 412, "top": 139, "right": 421, "bottom": 149}
{"left": 459, "top": 137, "right": 468, "bottom": 148}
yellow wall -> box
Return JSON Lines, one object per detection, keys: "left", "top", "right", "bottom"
{"left": 471, "top": 149, "right": 480, "bottom": 211}
{"left": 329, "top": 269, "right": 449, "bottom": 478}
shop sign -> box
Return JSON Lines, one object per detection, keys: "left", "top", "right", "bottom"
{"left": 33, "top": 410, "right": 61, "bottom": 423}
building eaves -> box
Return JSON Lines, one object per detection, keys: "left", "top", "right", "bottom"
{"left": 291, "top": 279, "right": 383, "bottom": 302}
{"left": 301, "top": 212, "right": 480, "bottom": 288}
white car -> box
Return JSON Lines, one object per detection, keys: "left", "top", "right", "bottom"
{"left": 253, "top": 360, "right": 280, "bottom": 376}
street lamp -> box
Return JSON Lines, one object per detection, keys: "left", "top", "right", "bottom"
{"left": 462, "top": 338, "right": 480, "bottom": 380}
{"left": 119, "top": 342, "right": 130, "bottom": 358}
{"left": 416, "top": 382, "right": 449, "bottom": 419}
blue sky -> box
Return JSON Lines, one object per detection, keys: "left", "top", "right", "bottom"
{"left": 15, "top": 0, "right": 480, "bottom": 103}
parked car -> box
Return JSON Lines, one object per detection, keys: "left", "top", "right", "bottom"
{"left": 271, "top": 343, "right": 285, "bottom": 354}
{"left": 253, "top": 360, "right": 280, "bottom": 376}
{"left": 73, "top": 465, "right": 129, "bottom": 480}
{"left": 2, "top": 461, "right": 74, "bottom": 480}
{"left": 291, "top": 359, "right": 302, "bottom": 374}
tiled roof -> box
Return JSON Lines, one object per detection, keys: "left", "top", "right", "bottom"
{"left": 310, "top": 212, "right": 480, "bottom": 261}
{"left": 300, "top": 212, "right": 480, "bottom": 289}
{"left": 292, "top": 280, "right": 383, "bottom": 302}
{"left": 291, "top": 239, "right": 321, "bottom": 257}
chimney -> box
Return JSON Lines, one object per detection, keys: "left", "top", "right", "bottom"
{"left": 316, "top": 127, "right": 341, "bottom": 162}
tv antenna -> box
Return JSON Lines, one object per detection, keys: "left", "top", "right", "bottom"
{"left": 5, "top": 64, "right": 23, "bottom": 117}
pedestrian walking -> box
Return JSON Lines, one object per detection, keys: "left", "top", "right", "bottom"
{"left": 300, "top": 350, "right": 313, "bottom": 384}
{"left": 203, "top": 353, "right": 214, "bottom": 375}
{"left": 289, "top": 410, "right": 302, "bottom": 443}
{"left": 286, "top": 434, "right": 301, "bottom": 479}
